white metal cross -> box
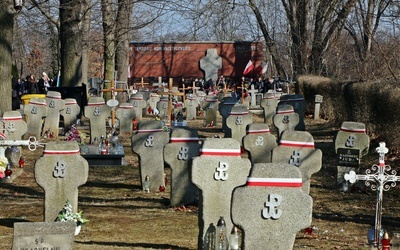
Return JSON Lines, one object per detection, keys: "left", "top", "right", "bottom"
{"left": 345, "top": 142, "right": 400, "bottom": 246}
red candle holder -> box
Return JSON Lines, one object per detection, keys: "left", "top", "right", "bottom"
{"left": 19, "top": 156, "right": 25, "bottom": 168}
{"left": 5, "top": 165, "right": 12, "bottom": 179}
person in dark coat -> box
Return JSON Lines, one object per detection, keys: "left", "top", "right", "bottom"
{"left": 12, "top": 76, "right": 20, "bottom": 110}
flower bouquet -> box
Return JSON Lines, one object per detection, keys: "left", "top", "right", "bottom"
{"left": 56, "top": 200, "right": 88, "bottom": 235}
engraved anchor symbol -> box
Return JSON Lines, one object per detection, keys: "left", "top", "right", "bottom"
{"left": 53, "top": 161, "right": 66, "bottom": 178}
{"left": 178, "top": 146, "right": 189, "bottom": 160}
{"left": 289, "top": 150, "right": 301, "bottom": 166}
{"left": 235, "top": 116, "right": 243, "bottom": 125}
{"left": 31, "top": 106, "right": 38, "bottom": 114}
{"left": 7, "top": 122, "right": 16, "bottom": 133}
{"left": 262, "top": 194, "right": 282, "bottom": 219}
{"left": 214, "top": 162, "right": 228, "bottom": 181}
{"left": 49, "top": 100, "right": 55, "bottom": 108}
{"left": 144, "top": 135, "right": 154, "bottom": 147}
{"left": 93, "top": 107, "right": 101, "bottom": 116}
{"left": 255, "top": 136, "right": 264, "bottom": 146}
{"left": 346, "top": 135, "right": 356, "bottom": 147}
{"left": 282, "top": 115, "right": 290, "bottom": 124}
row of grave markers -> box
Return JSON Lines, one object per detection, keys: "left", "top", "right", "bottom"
{"left": 9, "top": 118, "right": 376, "bottom": 249}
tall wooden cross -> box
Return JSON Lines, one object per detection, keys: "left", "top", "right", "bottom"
{"left": 345, "top": 142, "right": 400, "bottom": 247}
{"left": 102, "top": 80, "right": 125, "bottom": 130}
{"left": 157, "top": 78, "right": 185, "bottom": 125}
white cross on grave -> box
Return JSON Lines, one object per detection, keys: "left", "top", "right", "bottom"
{"left": 345, "top": 142, "right": 400, "bottom": 247}
{"left": 248, "top": 85, "right": 259, "bottom": 108}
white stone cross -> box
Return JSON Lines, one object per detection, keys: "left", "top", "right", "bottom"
{"left": 345, "top": 142, "right": 400, "bottom": 247}
{"left": 248, "top": 85, "right": 259, "bottom": 108}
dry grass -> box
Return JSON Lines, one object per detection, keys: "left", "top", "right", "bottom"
{"left": 1, "top": 114, "right": 400, "bottom": 249}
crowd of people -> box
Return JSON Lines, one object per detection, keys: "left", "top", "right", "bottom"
{"left": 11, "top": 72, "right": 55, "bottom": 110}
{"left": 177, "top": 75, "right": 285, "bottom": 100}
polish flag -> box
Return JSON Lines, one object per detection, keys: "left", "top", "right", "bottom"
{"left": 261, "top": 62, "right": 269, "bottom": 74}
{"left": 243, "top": 60, "right": 254, "bottom": 75}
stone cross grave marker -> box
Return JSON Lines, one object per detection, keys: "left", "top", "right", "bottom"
{"left": 218, "top": 96, "right": 238, "bottom": 138}
{"left": 278, "top": 94, "right": 306, "bottom": 131}
{"left": 156, "top": 96, "right": 170, "bottom": 118}
{"left": 164, "top": 127, "right": 201, "bottom": 206}
{"left": 226, "top": 104, "right": 253, "bottom": 146}
{"left": 147, "top": 93, "right": 160, "bottom": 114}
{"left": 271, "top": 130, "right": 322, "bottom": 194}
{"left": 184, "top": 94, "right": 199, "bottom": 120}
{"left": 12, "top": 221, "right": 76, "bottom": 250}
{"left": 191, "top": 138, "right": 251, "bottom": 249}
{"left": 345, "top": 142, "right": 400, "bottom": 247}
{"left": 2, "top": 111, "right": 27, "bottom": 140}
{"left": 84, "top": 97, "right": 111, "bottom": 143}
{"left": 273, "top": 104, "right": 299, "bottom": 138}
{"left": 131, "top": 120, "right": 170, "bottom": 192}
{"left": 138, "top": 87, "right": 151, "bottom": 103}
{"left": 248, "top": 85, "right": 259, "bottom": 108}
{"left": 335, "top": 121, "right": 370, "bottom": 188}
{"left": 129, "top": 93, "right": 147, "bottom": 121}
{"left": 23, "top": 98, "right": 48, "bottom": 140}
{"left": 243, "top": 123, "right": 277, "bottom": 164}
{"left": 35, "top": 141, "right": 89, "bottom": 222}
{"left": 200, "top": 95, "right": 219, "bottom": 127}
{"left": 42, "top": 91, "right": 65, "bottom": 139}
{"left": 61, "top": 98, "right": 80, "bottom": 130}
{"left": 260, "top": 92, "right": 279, "bottom": 125}
{"left": 231, "top": 163, "right": 313, "bottom": 250}
{"left": 314, "top": 94, "right": 323, "bottom": 120}
{"left": 199, "top": 48, "right": 222, "bottom": 82}
{"left": 115, "top": 103, "right": 136, "bottom": 136}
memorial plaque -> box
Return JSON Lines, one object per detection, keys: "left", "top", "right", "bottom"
{"left": 12, "top": 221, "right": 75, "bottom": 250}
{"left": 337, "top": 148, "right": 360, "bottom": 167}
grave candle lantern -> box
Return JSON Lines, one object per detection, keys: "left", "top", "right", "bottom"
{"left": 19, "top": 156, "right": 24, "bottom": 168}
{"left": 9, "top": 146, "right": 20, "bottom": 167}
{"left": 4, "top": 164, "right": 12, "bottom": 179}
{"left": 215, "top": 216, "right": 227, "bottom": 250}
{"left": 229, "top": 226, "right": 239, "bottom": 250}
{"left": 144, "top": 175, "right": 151, "bottom": 192}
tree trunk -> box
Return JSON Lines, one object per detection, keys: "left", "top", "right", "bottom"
{"left": 0, "top": 1, "right": 16, "bottom": 115}
{"left": 81, "top": 0, "right": 92, "bottom": 87}
{"left": 115, "top": 0, "right": 134, "bottom": 84}
{"left": 101, "top": 0, "right": 116, "bottom": 100}
{"left": 60, "top": 0, "right": 86, "bottom": 87}
{"left": 248, "top": 0, "right": 286, "bottom": 78}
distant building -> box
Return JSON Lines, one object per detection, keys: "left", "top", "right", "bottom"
{"left": 129, "top": 41, "right": 264, "bottom": 84}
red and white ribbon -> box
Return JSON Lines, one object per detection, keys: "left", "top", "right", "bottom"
{"left": 65, "top": 101, "right": 78, "bottom": 105}
{"left": 247, "top": 129, "right": 270, "bottom": 134}
{"left": 280, "top": 140, "right": 315, "bottom": 148}
{"left": 170, "top": 137, "right": 199, "bottom": 143}
{"left": 200, "top": 148, "right": 241, "bottom": 157}
{"left": 46, "top": 95, "right": 62, "bottom": 99}
{"left": 2, "top": 116, "right": 23, "bottom": 121}
{"left": 230, "top": 111, "right": 249, "bottom": 115}
{"left": 276, "top": 110, "right": 294, "bottom": 114}
{"left": 29, "top": 101, "right": 47, "bottom": 106}
{"left": 88, "top": 102, "right": 105, "bottom": 106}
{"left": 118, "top": 105, "right": 134, "bottom": 109}
{"left": 131, "top": 97, "right": 143, "bottom": 100}
{"left": 340, "top": 127, "right": 366, "bottom": 133}
{"left": 44, "top": 149, "right": 80, "bottom": 155}
{"left": 246, "top": 177, "right": 302, "bottom": 187}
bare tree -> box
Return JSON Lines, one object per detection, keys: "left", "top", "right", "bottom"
{"left": 0, "top": 0, "right": 21, "bottom": 115}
